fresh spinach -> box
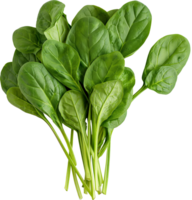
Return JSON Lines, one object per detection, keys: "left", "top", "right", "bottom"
{"left": 1, "top": 1, "right": 191, "bottom": 199}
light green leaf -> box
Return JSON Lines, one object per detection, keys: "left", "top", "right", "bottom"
{"left": 108, "top": 9, "right": 118, "bottom": 18}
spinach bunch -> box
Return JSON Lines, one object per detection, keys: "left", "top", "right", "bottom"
{"left": 0, "top": 1, "right": 190, "bottom": 199}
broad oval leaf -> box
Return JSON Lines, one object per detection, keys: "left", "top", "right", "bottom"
{"left": 18, "top": 62, "right": 67, "bottom": 128}
{"left": 12, "top": 50, "right": 37, "bottom": 75}
{"left": 142, "top": 34, "right": 191, "bottom": 81}
{"left": 7, "top": 87, "right": 41, "bottom": 118}
{"left": 106, "top": 1, "right": 152, "bottom": 58}
{"left": 66, "top": 16, "right": 111, "bottom": 67}
{"left": 84, "top": 51, "right": 125, "bottom": 93}
{"left": 1, "top": 62, "right": 17, "bottom": 94}
{"left": 59, "top": 90, "right": 88, "bottom": 133}
{"left": 102, "top": 67, "right": 135, "bottom": 123}
{"left": 145, "top": 66, "right": 177, "bottom": 94}
{"left": 13, "top": 27, "right": 42, "bottom": 54}
{"left": 72, "top": 5, "right": 110, "bottom": 26}
{"left": 44, "top": 16, "right": 70, "bottom": 42}
{"left": 36, "top": 1, "right": 65, "bottom": 35}
{"left": 42, "top": 40, "right": 81, "bottom": 91}
{"left": 90, "top": 80, "right": 124, "bottom": 125}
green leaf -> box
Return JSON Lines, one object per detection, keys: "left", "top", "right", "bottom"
{"left": 7, "top": 87, "right": 41, "bottom": 118}
{"left": 102, "top": 66, "right": 136, "bottom": 128}
{"left": 18, "top": 62, "right": 67, "bottom": 128}
{"left": 1, "top": 62, "right": 17, "bottom": 94}
{"left": 13, "top": 27, "right": 42, "bottom": 54}
{"left": 77, "top": 63, "right": 87, "bottom": 83}
{"left": 145, "top": 66, "right": 177, "bottom": 94}
{"left": 59, "top": 90, "right": 88, "bottom": 133}
{"left": 42, "top": 40, "right": 81, "bottom": 91}
{"left": 106, "top": 1, "right": 152, "bottom": 58}
{"left": 12, "top": 50, "right": 37, "bottom": 75}
{"left": 66, "top": 16, "right": 111, "bottom": 67}
{"left": 72, "top": 5, "right": 110, "bottom": 26}
{"left": 44, "top": 16, "right": 70, "bottom": 42}
{"left": 36, "top": 0, "right": 65, "bottom": 35}
{"left": 90, "top": 80, "right": 124, "bottom": 125}
{"left": 84, "top": 51, "right": 125, "bottom": 93}
{"left": 102, "top": 112, "right": 127, "bottom": 129}
{"left": 108, "top": 9, "right": 118, "bottom": 18}
{"left": 142, "top": 34, "right": 191, "bottom": 81}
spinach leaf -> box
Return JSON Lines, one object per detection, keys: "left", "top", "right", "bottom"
{"left": 44, "top": 16, "right": 70, "bottom": 43}
{"left": 84, "top": 51, "right": 125, "bottom": 93}
{"left": 72, "top": 5, "right": 110, "bottom": 25}
{"left": 7, "top": 87, "right": 42, "bottom": 118}
{"left": 12, "top": 50, "right": 37, "bottom": 75}
{"left": 106, "top": 1, "right": 152, "bottom": 58}
{"left": 145, "top": 66, "right": 177, "bottom": 94}
{"left": 18, "top": 62, "right": 67, "bottom": 128}
{"left": 108, "top": 9, "right": 118, "bottom": 18}
{"left": 1, "top": 62, "right": 17, "bottom": 94}
{"left": 13, "top": 27, "right": 42, "bottom": 54}
{"left": 90, "top": 80, "right": 124, "bottom": 125}
{"left": 42, "top": 40, "right": 82, "bottom": 91}
{"left": 59, "top": 90, "right": 88, "bottom": 133}
{"left": 102, "top": 67, "right": 135, "bottom": 123}
{"left": 142, "top": 34, "right": 191, "bottom": 81}
{"left": 36, "top": 0, "right": 65, "bottom": 35}
{"left": 66, "top": 16, "right": 111, "bottom": 67}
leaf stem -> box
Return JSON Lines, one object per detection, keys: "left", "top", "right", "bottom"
{"left": 132, "top": 84, "right": 147, "bottom": 101}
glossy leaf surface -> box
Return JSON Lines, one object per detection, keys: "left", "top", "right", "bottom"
{"left": 42, "top": 40, "right": 81, "bottom": 91}
{"left": 18, "top": 62, "right": 66, "bottom": 127}
{"left": 66, "top": 16, "right": 111, "bottom": 67}
{"left": 145, "top": 66, "right": 177, "bottom": 94}
{"left": 106, "top": 1, "right": 152, "bottom": 58}
{"left": 7, "top": 87, "right": 41, "bottom": 118}
{"left": 59, "top": 90, "right": 88, "bottom": 132}
{"left": 142, "top": 34, "right": 190, "bottom": 81}
{"left": 84, "top": 51, "right": 125, "bottom": 93}
{"left": 1, "top": 62, "right": 17, "bottom": 94}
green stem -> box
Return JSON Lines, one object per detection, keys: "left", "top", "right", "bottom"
{"left": 132, "top": 85, "right": 147, "bottom": 101}
{"left": 43, "top": 118, "right": 92, "bottom": 197}
{"left": 72, "top": 169, "right": 83, "bottom": 199}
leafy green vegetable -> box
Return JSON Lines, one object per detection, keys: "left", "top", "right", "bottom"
{"left": 18, "top": 62, "right": 66, "bottom": 128}
{"left": 145, "top": 66, "right": 177, "bottom": 94}
{"left": 106, "top": 1, "right": 152, "bottom": 57}
{"left": 142, "top": 34, "right": 191, "bottom": 81}
{"left": 1, "top": 1, "right": 191, "bottom": 199}
{"left": 66, "top": 16, "right": 111, "bottom": 67}
{"left": 1, "top": 62, "right": 17, "bottom": 94}
{"left": 13, "top": 27, "right": 42, "bottom": 54}
{"left": 36, "top": 0, "right": 65, "bottom": 35}
{"left": 7, "top": 87, "right": 42, "bottom": 118}
{"left": 72, "top": 5, "right": 110, "bottom": 25}
{"left": 44, "top": 16, "right": 70, "bottom": 42}
{"left": 84, "top": 51, "right": 125, "bottom": 93}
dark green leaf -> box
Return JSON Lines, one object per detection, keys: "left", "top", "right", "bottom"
{"left": 18, "top": 62, "right": 67, "bottom": 128}
{"left": 106, "top": 1, "right": 152, "bottom": 58}
{"left": 84, "top": 51, "right": 125, "bottom": 93}
{"left": 42, "top": 40, "right": 81, "bottom": 91}
{"left": 1, "top": 62, "right": 17, "bottom": 94}
{"left": 12, "top": 50, "right": 37, "bottom": 75}
{"left": 13, "top": 27, "right": 42, "bottom": 54}
{"left": 7, "top": 87, "right": 41, "bottom": 118}
{"left": 142, "top": 34, "right": 191, "bottom": 81}
{"left": 108, "top": 9, "right": 118, "bottom": 18}
{"left": 145, "top": 66, "right": 177, "bottom": 94}
{"left": 72, "top": 5, "right": 110, "bottom": 25}
{"left": 66, "top": 16, "right": 111, "bottom": 67}
{"left": 36, "top": 0, "right": 65, "bottom": 35}
{"left": 59, "top": 90, "right": 88, "bottom": 133}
